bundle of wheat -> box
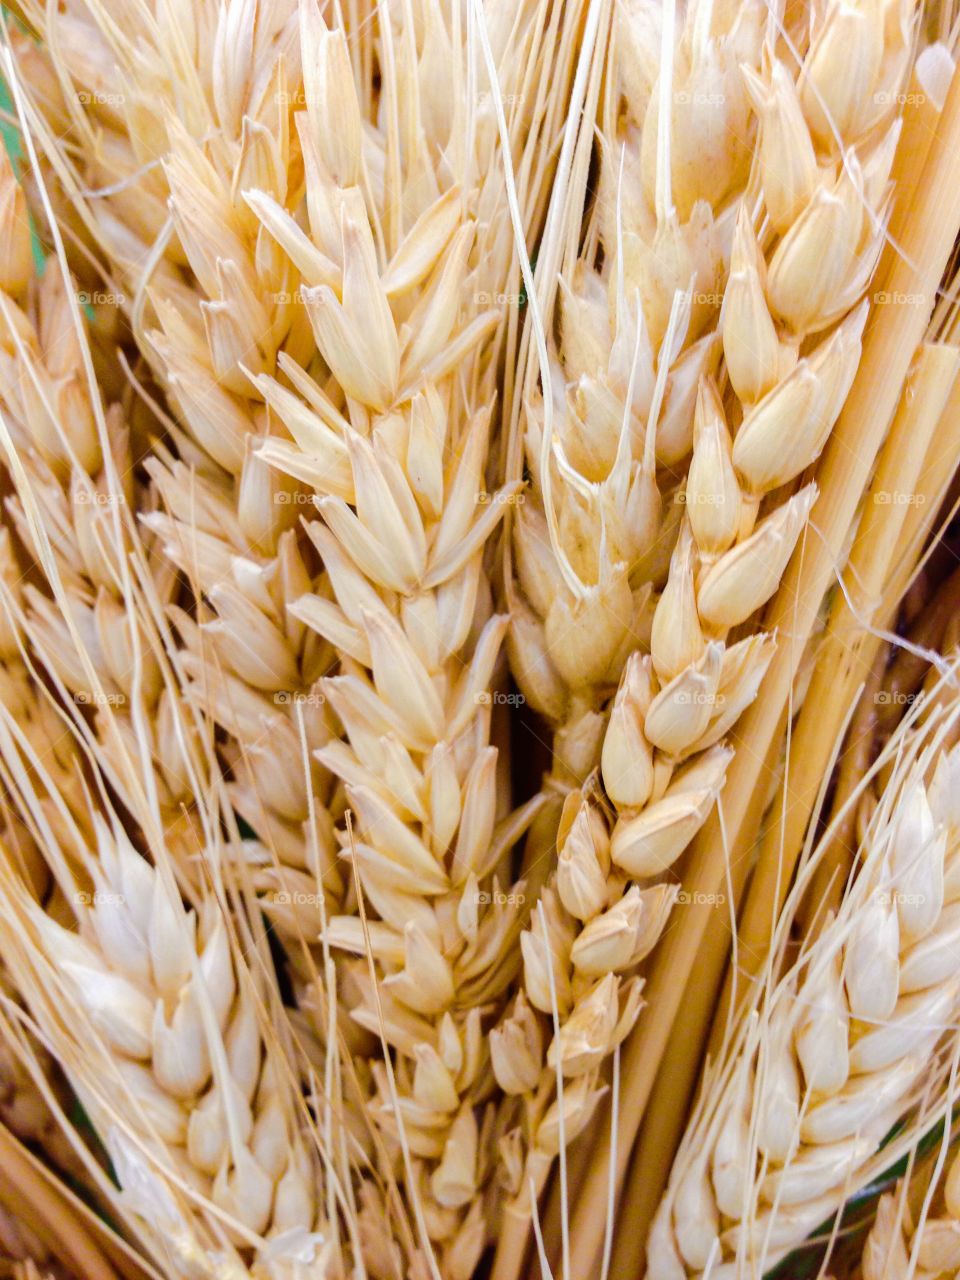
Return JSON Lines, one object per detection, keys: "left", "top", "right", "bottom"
{"left": 0, "top": 0, "right": 959, "bottom": 1276}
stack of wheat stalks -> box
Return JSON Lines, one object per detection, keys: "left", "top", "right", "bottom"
{"left": 0, "top": 0, "right": 957, "bottom": 1276}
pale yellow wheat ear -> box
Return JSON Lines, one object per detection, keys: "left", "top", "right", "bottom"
{"left": 0, "top": 628, "right": 379, "bottom": 1280}
{"left": 0, "top": 0, "right": 581, "bottom": 954}
{"left": 647, "top": 645, "right": 960, "bottom": 1278}
{"left": 496, "top": 0, "right": 924, "bottom": 1268}
{"left": 0, "top": 150, "right": 401, "bottom": 1278}
{"left": 0, "top": 0, "right": 355, "bottom": 917}
{"left": 220, "top": 6, "right": 595, "bottom": 1269}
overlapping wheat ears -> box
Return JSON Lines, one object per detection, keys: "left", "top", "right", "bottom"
{"left": 0, "top": 0, "right": 956, "bottom": 1277}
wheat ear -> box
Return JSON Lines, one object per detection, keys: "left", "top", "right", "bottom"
{"left": 497, "top": 0, "right": 916, "bottom": 1263}
{"left": 4, "top": 0, "right": 353, "bottom": 905}
{"left": 649, "top": 657, "right": 960, "bottom": 1277}
{"left": 0, "top": 763, "right": 344, "bottom": 1280}
{"left": 135, "top": 3, "right": 582, "bottom": 1272}
{"left": 0, "top": 165, "right": 386, "bottom": 1274}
